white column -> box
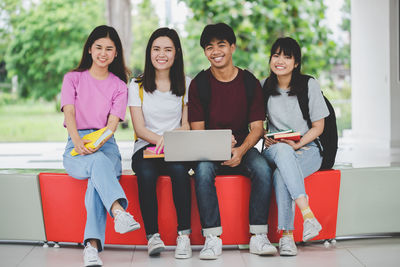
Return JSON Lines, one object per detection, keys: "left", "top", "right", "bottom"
{"left": 389, "top": 0, "right": 400, "bottom": 147}
{"left": 351, "top": 0, "right": 391, "bottom": 148}
{"left": 106, "top": 0, "right": 132, "bottom": 66}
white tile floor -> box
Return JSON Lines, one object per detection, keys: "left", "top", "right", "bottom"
{"left": 1, "top": 237, "right": 400, "bottom": 267}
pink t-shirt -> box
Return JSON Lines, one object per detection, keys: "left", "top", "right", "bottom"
{"left": 60, "top": 70, "right": 128, "bottom": 129}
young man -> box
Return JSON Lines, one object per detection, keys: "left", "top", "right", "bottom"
{"left": 188, "top": 23, "right": 276, "bottom": 260}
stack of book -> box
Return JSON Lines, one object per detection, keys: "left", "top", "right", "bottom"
{"left": 143, "top": 146, "right": 165, "bottom": 158}
{"left": 70, "top": 127, "right": 113, "bottom": 156}
{"left": 265, "top": 129, "right": 301, "bottom": 141}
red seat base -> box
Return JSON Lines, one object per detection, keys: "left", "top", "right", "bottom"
{"left": 39, "top": 170, "right": 340, "bottom": 245}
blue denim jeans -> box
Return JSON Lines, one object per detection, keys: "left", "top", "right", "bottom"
{"left": 262, "top": 142, "right": 322, "bottom": 230}
{"left": 132, "top": 145, "right": 192, "bottom": 239}
{"left": 63, "top": 129, "right": 127, "bottom": 252}
{"left": 194, "top": 147, "right": 273, "bottom": 236}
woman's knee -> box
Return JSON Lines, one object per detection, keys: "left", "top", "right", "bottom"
{"left": 266, "top": 143, "right": 295, "bottom": 161}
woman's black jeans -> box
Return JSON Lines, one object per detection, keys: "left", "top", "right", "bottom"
{"left": 131, "top": 146, "right": 192, "bottom": 238}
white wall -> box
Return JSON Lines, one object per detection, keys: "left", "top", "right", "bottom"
{"left": 351, "top": 0, "right": 391, "bottom": 147}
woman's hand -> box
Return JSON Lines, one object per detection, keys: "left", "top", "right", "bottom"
{"left": 155, "top": 136, "right": 164, "bottom": 154}
{"left": 73, "top": 138, "right": 95, "bottom": 155}
{"left": 280, "top": 139, "right": 302, "bottom": 150}
{"left": 264, "top": 136, "right": 278, "bottom": 148}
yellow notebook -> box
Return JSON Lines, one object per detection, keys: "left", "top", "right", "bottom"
{"left": 70, "top": 127, "right": 113, "bottom": 156}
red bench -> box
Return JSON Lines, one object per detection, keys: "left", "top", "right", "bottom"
{"left": 39, "top": 170, "right": 340, "bottom": 245}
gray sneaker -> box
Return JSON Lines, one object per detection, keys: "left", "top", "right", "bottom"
{"left": 249, "top": 234, "right": 277, "bottom": 255}
{"left": 175, "top": 233, "right": 192, "bottom": 259}
{"left": 83, "top": 243, "right": 103, "bottom": 267}
{"left": 303, "top": 218, "right": 322, "bottom": 241}
{"left": 199, "top": 235, "right": 222, "bottom": 260}
{"left": 114, "top": 209, "right": 140, "bottom": 234}
{"left": 148, "top": 233, "right": 165, "bottom": 256}
{"left": 279, "top": 235, "right": 297, "bottom": 256}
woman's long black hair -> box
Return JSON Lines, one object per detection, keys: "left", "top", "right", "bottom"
{"left": 137, "top": 27, "right": 186, "bottom": 97}
{"left": 264, "top": 37, "right": 310, "bottom": 97}
{"left": 73, "top": 25, "right": 131, "bottom": 83}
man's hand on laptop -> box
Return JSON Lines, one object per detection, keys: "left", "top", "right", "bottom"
{"left": 231, "top": 135, "right": 237, "bottom": 148}
{"left": 222, "top": 146, "right": 244, "bottom": 167}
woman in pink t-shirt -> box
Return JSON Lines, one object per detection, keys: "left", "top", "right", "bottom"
{"left": 61, "top": 25, "right": 140, "bottom": 267}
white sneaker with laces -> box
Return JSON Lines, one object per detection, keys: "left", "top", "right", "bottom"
{"left": 249, "top": 233, "right": 277, "bottom": 255}
{"left": 279, "top": 235, "right": 297, "bottom": 256}
{"left": 175, "top": 233, "right": 192, "bottom": 259}
{"left": 83, "top": 243, "right": 103, "bottom": 267}
{"left": 303, "top": 218, "right": 322, "bottom": 241}
{"left": 199, "top": 235, "right": 222, "bottom": 260}
{"left": 148, "top": 233, "right": 165, "bottom": 256}
{"left": 113, "top": 209, "right": 140, "bottom": 234}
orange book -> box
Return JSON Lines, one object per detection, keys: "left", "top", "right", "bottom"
{"left": 143, "top": 149, "right": 165, "bottom": 159}
{"left": 273, "top": 132, "right": 301, "bottom": 141}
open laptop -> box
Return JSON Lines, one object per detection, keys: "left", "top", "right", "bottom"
{"left": 163, "top": 130, "right": 232, "bottom": 162}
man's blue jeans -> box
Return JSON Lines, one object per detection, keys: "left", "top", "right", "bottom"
{"left": 262, "top": 142, "right": 322, "bottom": 230}
{"left": 194, "top": 147, "right": 273, "bottom": 236}
{"left": 63, "top": 129, "right": 127, "bottom": 252}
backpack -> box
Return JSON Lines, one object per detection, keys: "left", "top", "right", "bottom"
{"left": 193, "top": 69, "right": 258, "bottom": 128}
{"left": 263, "top": 75, "right": 338, "bottom": 170}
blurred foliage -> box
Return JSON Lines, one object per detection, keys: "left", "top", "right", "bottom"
{"left": 2, "top": 0, "right": 105, "bottom": 100}
{"left": 130, "top": 0, "right": 159, "bottom": 77}
{"left": 180, "top": 0, "right": 337, "bottom": 80}
{"left": 180, "top": 18, "right": 210, "bottom": 77}
{"left": 338, "top": 0, "right": 350, "bottom": 68}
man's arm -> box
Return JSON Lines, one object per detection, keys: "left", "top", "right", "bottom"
{"left": 190, "top": 121, "right": 205, "bottom": 130}
{"left": 222, "top": 120, "right": 264, "bottom": 167}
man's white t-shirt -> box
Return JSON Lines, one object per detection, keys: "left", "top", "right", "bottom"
{"left": 127, "top": 77, "right": 191, "bottom": 154}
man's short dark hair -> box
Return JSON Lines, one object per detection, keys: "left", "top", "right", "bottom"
{"left": 200, "top": 23, "right": 236, "bottom": 49}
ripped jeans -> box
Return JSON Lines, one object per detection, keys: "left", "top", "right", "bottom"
{"left": 261, "top": 142, "right": 322, "bottom": 230}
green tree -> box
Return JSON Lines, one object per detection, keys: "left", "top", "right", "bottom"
{"left": 180, "top": 18, "right": 209, "bottom": 77}
{"left": 4, "top": 0, "right": 105, "bottom": 100}
{"left": 180, "top": 0, "right": 336, "bottom": 79}
{"left": 130, "top": 0, "right": 159, "bottom": 77}
{"left": 338, "top": 0, "right": 350, "bottom": 68}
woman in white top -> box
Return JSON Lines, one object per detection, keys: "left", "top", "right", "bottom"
{"left": 128, "top": 28, "right": 192, "bottom": 259}
{"left": 261, "top": 37, "right": 329, "bottom": 256}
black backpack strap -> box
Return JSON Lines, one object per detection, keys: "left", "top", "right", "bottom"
{"left": 193, "top": 70, "right": 211, "bottom": 128}
{"left": 243, "top": 69, "right": 257, "bottom": 106}
{"left": 296, "top": 75, "right": 323, "bottom": 155}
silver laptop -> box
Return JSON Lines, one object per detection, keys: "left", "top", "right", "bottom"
{"left": 163, "top": 130, "right": 232, "bottom": 162}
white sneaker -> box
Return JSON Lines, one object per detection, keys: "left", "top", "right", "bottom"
{"left": 303, "top": 218, "right": 322, "bottom": 241}
{"left": 83, "top": 243, "right": 103, "bottom": 267}
{"left": 199, "top": 235, "right": 222, "bottom": 260}
{"left": 175, "top": 233, "right": 192, "bottom": 259}
{"left": 249, "top": 234, "right": 277, "bottom": 255}
{"left": 148, "top": 233, "right": 165, "bottom": 256}
{"left": 279, "top": 235, "right": 297, "bottom": 256}
{"left": 114, "top": 209, "right": 140, "bottom": 234}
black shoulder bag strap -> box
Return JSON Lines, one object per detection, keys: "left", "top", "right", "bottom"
{"left": 193, "top": 70, "right": 211, "bottom": 128}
